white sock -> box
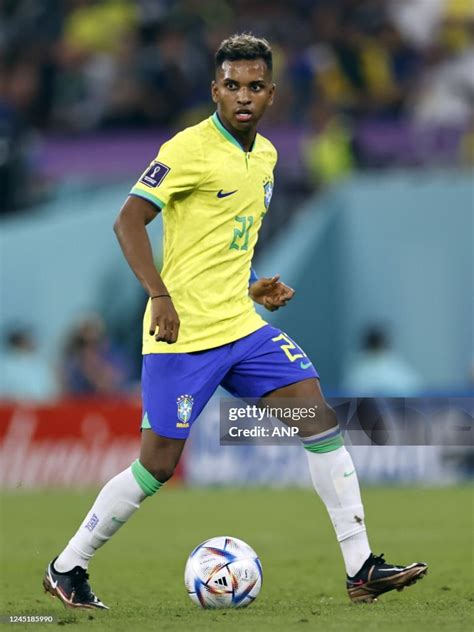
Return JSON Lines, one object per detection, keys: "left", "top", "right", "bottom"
{"left": 303, "top": 429, "right": 371, "bottom": 577}
{"left": 54, "top": 462, "right": 158, "bottom": 572}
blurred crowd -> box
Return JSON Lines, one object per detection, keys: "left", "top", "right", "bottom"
{"left": 1, "top": 0, "right": 473, "bottom": 131}
{"left": 1, "top": 0, "right": 473, "bottom": 213}
{"left": 0, "top": 315, "right": 133, "bottom": 401}
{"left": 1, "top": 0, "right": 472, "bottom": 214}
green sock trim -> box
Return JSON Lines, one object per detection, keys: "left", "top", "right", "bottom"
{"left": 304, "top": 434, "right": 344, "bottom": 453}
{"left": 131, "top": 459, "right": 163, "bottom": 496}
{"left": 141, "top": 412, "right": 152, "bottom": 430}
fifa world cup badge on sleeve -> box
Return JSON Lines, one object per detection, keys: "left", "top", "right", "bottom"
{"left": 176, "top": 394, "right": 194, "bottom": 428}
{"left": 140, "top": 162, "right": 170, "bottom": 188}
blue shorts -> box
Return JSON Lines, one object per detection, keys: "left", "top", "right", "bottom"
{"left": 141, "top": 324, "right": 319, "bottom": 439}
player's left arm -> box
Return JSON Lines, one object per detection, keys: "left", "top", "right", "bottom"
{"left": 250, "top": 148, "right": 292, "bottom": 311}
{"left": 249, "top": 269, "right": 295, "bottom": 312}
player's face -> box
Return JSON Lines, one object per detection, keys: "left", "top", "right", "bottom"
{"left": 212, "top": 59, "right": 275, "bottom": 135}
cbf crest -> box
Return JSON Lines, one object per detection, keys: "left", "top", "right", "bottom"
{"left": 176, "top": 394, "right": 194, "bottom": 428}
{"left": 263, "top": 178, "right": 273, "bottom": 210}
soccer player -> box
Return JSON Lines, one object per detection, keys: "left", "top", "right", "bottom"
{"left": 43, "top": 34, "right": 427, "bottom": 609}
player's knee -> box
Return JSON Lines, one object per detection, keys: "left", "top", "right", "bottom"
{"left": 150, "top": 465, "right": 176, "bottom": 484}
{"left": 318, "top": 402, "right": 338, "bottom": 430}
{"left": 304, "top": 402, "right": 339, "bottom": 436}
{"left": 144, "top": 461, "right": 177, "bottom": 484}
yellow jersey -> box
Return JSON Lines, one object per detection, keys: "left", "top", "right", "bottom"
{"left": 130, "top": 113, "right": 277, "bottom": 353}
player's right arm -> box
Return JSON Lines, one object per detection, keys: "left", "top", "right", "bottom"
{"left": 113, "top": 195, "right": 180, "bottom": 344}
{"left": 116, "top": 129, "right": 204, "bottom": 343}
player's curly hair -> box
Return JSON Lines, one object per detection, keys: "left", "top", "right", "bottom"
{"left": 215, "top": 33, "right": 272, "bottom": 72}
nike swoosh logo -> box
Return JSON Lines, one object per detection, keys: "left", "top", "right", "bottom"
{"left": 344, "top": 470, "right": 356, "bottom": 477}
{"left": 112, "top": 516, "right": 126, "bottom": 524}
{"left": 217, "top": 189, "right": 238, "bottom": 198}
{"left": 300, "top": 361, "right": 312, "bottom": 369}
{"left": 377, "top": 567, "right": 405, "bottom": 572}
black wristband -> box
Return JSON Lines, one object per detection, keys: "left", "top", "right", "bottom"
{"left": 150, "top": 294, "right": 170, "bottom": 300}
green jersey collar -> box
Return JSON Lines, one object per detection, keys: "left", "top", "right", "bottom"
{"left": 211, "top": 112, "right": 256, "bottom": 152}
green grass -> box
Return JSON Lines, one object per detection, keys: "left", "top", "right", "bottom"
{"left": 1, "top": 486, "right": 473, "bottom": 631}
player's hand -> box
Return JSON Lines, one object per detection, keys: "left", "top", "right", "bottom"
{"left": 149, "top": 296, "right": 180, "bottom": 343}
{"left": 249, "top": 274, "right": 295, "bottom": 312}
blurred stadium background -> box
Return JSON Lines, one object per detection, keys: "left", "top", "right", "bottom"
{"left": 0, "top": 0, "right": 473, "bottom": 490}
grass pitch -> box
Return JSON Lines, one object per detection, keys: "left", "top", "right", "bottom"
{"left": 1, "top": 486, "right": 473, "bottom": 631}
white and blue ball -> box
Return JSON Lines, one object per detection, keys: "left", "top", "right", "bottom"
{"left": 184, "top": 536, "right": 262, "bottom": 609}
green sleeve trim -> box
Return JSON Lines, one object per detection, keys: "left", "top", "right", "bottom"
{"left": 211, "top": 112, "right": 244, "bottom": 151}
{"left": 131, "top": 459, "right": 163, "bottom": 496}
{"left": 129, "top": 187, "right": 165, "bottom": 210}
{"left": 303, "top": 434, "right": 344, "bottom": 453}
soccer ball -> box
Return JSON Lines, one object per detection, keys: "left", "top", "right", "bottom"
{"left": 184, "top": 536, "right": 262, "bottom": 609}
